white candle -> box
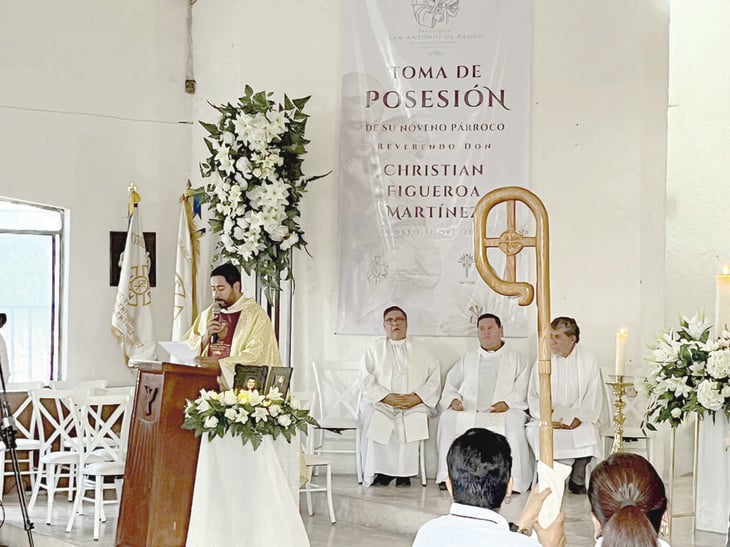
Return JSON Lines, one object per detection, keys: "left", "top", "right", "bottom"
{"left": 716, "top": 266, "right": 730, "bottom": 333}
{"left": 615, "top": 329, "right": 628, "bottom": 377}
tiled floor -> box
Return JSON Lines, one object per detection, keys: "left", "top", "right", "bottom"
{"left": 0, "top": 475, "right": 725, "bottom": 546}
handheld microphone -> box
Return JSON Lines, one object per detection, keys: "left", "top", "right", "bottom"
{"left": 210, "top": 302, "right": 221, "bottom": 344}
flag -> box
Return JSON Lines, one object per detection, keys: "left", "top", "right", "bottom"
{"left": 112, "top": 206, "right": 156, "bottom": 362}
{"left": 172, "top": 195, "right": 198, "bottom": 339}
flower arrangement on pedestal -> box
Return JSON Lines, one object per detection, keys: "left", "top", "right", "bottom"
{"left": 197, "top": 85, "right": 328, "bottom": 298}
{"left": 182, "top": 387, "right": 318, "bottom": 451}
{"left": 642, "top": 312, "right": 730, "bottom": 430}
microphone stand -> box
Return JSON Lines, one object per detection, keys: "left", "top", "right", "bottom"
{"left": 0, "top": 355, "right": 34, "bottom": 546}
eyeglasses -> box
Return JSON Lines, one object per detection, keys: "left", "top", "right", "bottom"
{"left": 384, "top": 317, "right": 406, "bottom": 324}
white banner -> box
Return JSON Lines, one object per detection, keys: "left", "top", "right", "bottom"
{"left": 111, "top": 207, "right": 157, "bottom": 361}
{"left": 337, "top": 0, "right": 533, "bottom": 336}
{"left": 172, "top": 198, "right": 196, "bottom": 340}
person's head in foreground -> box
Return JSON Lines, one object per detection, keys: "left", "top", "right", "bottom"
{"left": 588, "top": 453, "right": 668, "bottom": 547}
{"left": 442, "top": 428, "right": 566, "bottom": 546}
{"left": 446, "top": 427, "right": 511, "bottom": 509}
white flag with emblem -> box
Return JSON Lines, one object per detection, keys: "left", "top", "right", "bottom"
{"left": 172, "top": 198, "right": 196, "bottom": 340}
{"left": 112, "top": 206, "right": 156, "bottom": 362}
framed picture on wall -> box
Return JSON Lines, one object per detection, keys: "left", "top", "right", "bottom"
{"left": 109, "top": 231, "right": 157, "bottom": 287}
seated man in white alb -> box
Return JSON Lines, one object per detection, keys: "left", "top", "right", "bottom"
{"left": 526, "top": 316, "right": 603, "bottom": 495}
{"left": 436, "top": 313, "right": 534, "bottom": 493}
{"left": 358, "top": 305, "right": 441, "bottom": 487}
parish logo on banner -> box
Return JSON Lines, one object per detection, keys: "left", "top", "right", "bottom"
{"left": 337, "top": 0, "right": 532, "bottom": 336}
{"left": 112, "top": 206, "right": 156, "bottom": 362}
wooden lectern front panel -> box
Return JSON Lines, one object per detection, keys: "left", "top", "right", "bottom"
{"left": 116, "top": 362, "right": 219, "bottom": 547}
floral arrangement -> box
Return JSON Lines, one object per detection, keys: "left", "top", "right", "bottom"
{"left": 182, "top": 387, "right": 318, "bottom": 450}
{"left": 197, "top": 85, "right": 328, "bottom": 298}
{"left": 642, "top": 312, "right": 730, "bottom": 429}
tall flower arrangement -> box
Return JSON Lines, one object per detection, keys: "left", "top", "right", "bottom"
{"left": 198, "top": 86, "right": 327, "bottom": 298}
{"left": 643, "top": 312, "right": 730, "bottom": 429}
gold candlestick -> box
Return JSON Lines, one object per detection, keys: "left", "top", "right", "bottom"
{"left": 606, "top": 375, "right": 632, "bottom": 454}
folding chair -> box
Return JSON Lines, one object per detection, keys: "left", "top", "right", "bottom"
{"left": 311, "top": 360, "right": 362, "bottom": 483}
{"left": 66, "top": 392, "right": 133, "bottom": 540}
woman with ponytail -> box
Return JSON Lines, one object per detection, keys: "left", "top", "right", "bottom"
{"left": 588, "top": 453, "right": 669, "bottom": 546}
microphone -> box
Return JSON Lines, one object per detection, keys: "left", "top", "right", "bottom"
{"left": 210, "top": 303, "right": 221, "bottom": 344}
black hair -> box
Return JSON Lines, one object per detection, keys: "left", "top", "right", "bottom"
{"left": 211, "top": 263, "right": 241, "bottom": 288}
{"left": 446, "top": 428, "right": 511, "bottom": 510}
{"left": 477, "top": 313, "right": 502, "bottom": 328}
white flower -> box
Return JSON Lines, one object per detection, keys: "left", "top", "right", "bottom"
{"left": 671, "top": 408, "right": 682, "bottom": 418}
{"left": 215, "top": 145, "right": 235, "bottom": 175}
{"left": 707, "top": 349, "right": 730, "bottom": 379}
{"left": 665, "top": 376, "right": 692, "bottom": 398}
{"left": 689, "top": 361, "right": 706, "bottom": 376}
{"left": 698, "top": 379, "right": 724, "bottom": 411}
{"left": 196, "top": 399, "right": 211, "bottom": 412}
{"left": 277, "top": 414, "right": 292, "bottom": 427}
{"left": 221, "top": 390, "right": 238, "bottom": 406}
{"left": 268, "top": 404, "right": 281, "bottom": 417}
{"left": 235, "top": 408, "right": 250, "bottom": 423}
{"left": 288, "top": 396, "right": 301, "bottom": 410}
{"left": 722, "top": 385, "right": 730, "bottom": 398}
{"left": 203, "top": 416, "right": 219, "bottom": 429}
{"left": 253, "top": 407, "right": 269, "bottom": 423}
{"left": 221, "top": 131, "right": 235, "bottom": 146}
{"left": 224, "top": 408, "right": 237, "bottom": 421}
{"left": 682, "top": 312, "right": 711, "bottom": 339}
{"left": 281, "top": 232, "right": 299, "bottom": 251}
{"left": 267, "top": 387, "right": 283, "bottom": 401}
{"left": 248, "top": 390, "right": 263, "bottom": 406}
{"left": 235, "top": 156, "right": 252, "bottom": 178}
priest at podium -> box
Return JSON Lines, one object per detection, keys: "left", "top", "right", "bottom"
{"left": 183, "top": 263, "right": 281, "bottom": 384}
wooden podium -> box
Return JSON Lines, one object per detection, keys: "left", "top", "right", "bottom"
{"left": 116, "top": 361, "right": 220, "bottom": 547}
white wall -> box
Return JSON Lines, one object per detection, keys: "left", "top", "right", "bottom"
{"left": 0, "top": 1, "right": 191, "bottom": 385}
{"left": 191, "top": 0, "right": 669, "bottom": 381}
{"left": 189, "top": 0, "right": 670, "bottom": 474}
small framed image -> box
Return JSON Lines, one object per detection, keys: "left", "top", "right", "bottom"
{"left": 109, "top": 231, "right": 157, "bottom": 287}
{"left": 233, "top": 365, "right": 269, "bottom": 393}
{"left": 264, "top": 367, "right": 292, "bottom": 399}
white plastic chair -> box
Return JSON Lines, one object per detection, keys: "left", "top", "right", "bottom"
{"left": 65, "top": 392, "right": 133, "bottom": 540}
{"left": 293, "top": 391, "right": 336, "bottom": 524}
{"left": 0, "top": 381, "right": 45, "bottom": 499}
{"left": 27, "top": 388, "right": 80, "bottom": 524}
{"left": 311, "top": 360, "right": 362, "bottom": 483}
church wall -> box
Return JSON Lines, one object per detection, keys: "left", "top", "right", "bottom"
{"left": 192, "top": 1, "right": 669, "bottom": 473}
{"left": 0, "top": 1, "right": 191, "bottom": 385}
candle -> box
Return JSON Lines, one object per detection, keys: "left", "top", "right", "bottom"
{"left": 615, "top": 329, "right": 628, "bottom": 377}
{"left": 716, "top": 266, "right": 730, "bottom": 333}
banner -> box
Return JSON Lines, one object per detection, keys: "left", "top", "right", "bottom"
{"left": 112, "top": 206, "right": 156, "bottom": 361}
{"left": 337, "top": 0, "right": 532, "bottom": 336}
{"left": 172, "top": 196, "right": 198, "bottom": 340}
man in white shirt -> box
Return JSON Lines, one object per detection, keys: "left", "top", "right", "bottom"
{"left": 358, "top": 306, "right": 441, "bottom": 487}
{"left": 413, "top": 428, "right": 566, "bottom": 547}
{"left": 526, "top": 316, "right": 603, "bottom": 494}
{"left": 435, "top": 313, "right": 533, "bottom": 493}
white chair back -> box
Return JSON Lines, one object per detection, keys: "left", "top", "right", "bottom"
{"left": 50, "top": 379, "right": 109, "bottom": 390}
{"left": 6, "top": 381, "right": 45, "bottom": 441}
{"left": 30, "top": 388, "right": 79, "bottom": 454}
{"left": 311, "top": 361, "right": 360, "bottom": 429}
{"left": 69, "top": 393, "right": 133, "bottom": 463}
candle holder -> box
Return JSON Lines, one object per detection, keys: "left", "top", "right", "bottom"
{"left": 606, "top": 375, "right": 633, "bottom": 454}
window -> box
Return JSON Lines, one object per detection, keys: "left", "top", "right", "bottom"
{"left": 0, "top": 198, "right": 64, "bottom": 382}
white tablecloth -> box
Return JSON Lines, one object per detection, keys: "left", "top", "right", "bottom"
{"left": 186, "top": 433, "right": 309, "bottom": 547}
{"left": 696, "top": 415, "right": 730, "bottom": 533}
